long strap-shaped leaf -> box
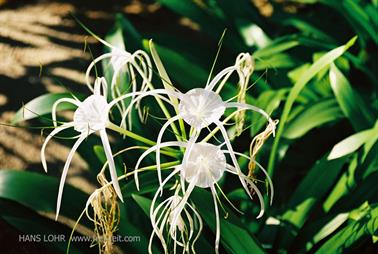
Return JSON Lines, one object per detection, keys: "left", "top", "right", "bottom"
{"left": 267, "top": 36, "right": 357, "bottom": 176}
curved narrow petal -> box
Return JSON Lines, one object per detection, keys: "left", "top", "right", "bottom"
{"left": 99, "top": 129, "right": 124, "bottom": 203}
{"left": 41, "top": 123, "right": 75, "bottom": 172}
{"left": 52, "top": 98, "right": 80, "bottom": 127}
{"left": 170, "top": 176, "right": 197, "bottom": 235}
{"left": 187, "top": 202, "right": 203, "bottom": 254}
{"left": 55, "top": 134, "right": 86, "bottom": 220}
{"left": 226, "top": 102, "right": 276, "bottom": 136}
{"left": 108, "top": 89, "right": 177, "bottom": 109}
{"left": 180, "top": 132, "right": 199, "bottom": 172}
{"left": 134, "top": 141, "right": 185, "bottom": 190}
{"left": 156, "top": 115, "right": 181, "bottom": 194}
{"left": 214, "top": 120, "right": 256, "bottom": 210}
{"left": 150, "top": 168, "right": 181, "bottom": 252}
{"left": 222, "top": 151, "right": 273, "bottom": 204}
{"left": 85, "top": 53, "right": 115, "bottom": 91}
{"left": 149, "top": 197, "right": 173, "bottom": 254}
{"left": 206, "top": 66, "right": 236, "bottom": 91}
{"left": 94, "top": 77, "right": 108, "bottom": 98}
{"left": 120, "top": 93, "right": 175, "bottom": 128}
{"left": 210, "top": 185, "right": 220, "bottom": 254}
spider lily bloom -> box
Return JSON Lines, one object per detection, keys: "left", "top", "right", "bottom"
{"left": 129, "top": 53, "right": 275, "bottom": 192}
{"left": 136, "top": 140, "right": 273, "bottom": 254}
{"left": 85, "top": 43, "right": 153, "bottom": 129}
{"left": 149, "top": 185, "right": 202, "bottom": 254}
{"left": 41, "top": 77, "right": 125, "bottom": 220}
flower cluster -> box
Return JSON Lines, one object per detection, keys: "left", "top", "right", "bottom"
{"left": 41, "top": 38, "right": 276, "bottom": 253}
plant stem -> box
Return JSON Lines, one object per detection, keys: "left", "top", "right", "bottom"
{"left": 107, "top": 122, "right": 156, "bottom": 146}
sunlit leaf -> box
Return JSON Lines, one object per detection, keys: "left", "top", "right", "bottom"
{"left": 268, "top": 36, "right": 357, "bottom": 175}
{"left": 284, "top": 98, "right": 344, "bottom": 139}
{"left": 329, "top": 63, "right": 374, "bottom": 131}
{"left": 12, "top": 93, "right": 80, "bottom": 124}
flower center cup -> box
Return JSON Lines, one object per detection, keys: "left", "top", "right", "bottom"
{"left": 178, "top": 88, "right": 225, "bottom": 130}
{"left": 181, "top": 143, "right": 226, "bottom": 188}
{"left": 73, "top": 95, "right": 109, "bottom": 133}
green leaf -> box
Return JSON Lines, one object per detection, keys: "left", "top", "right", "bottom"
{"left": 93, "top": 145, "right": 106, "bottom": 164}
{"left": 145, "top": 42, "right": 208, "bottom": 89}
{"left": 315, "top": 205, "right": 378, "bottom": 254}
{"left": 147, "top": 39, "right": 179, "bottom": 106}
{"left": 329, "top": 63, "right": 374, "bottom": 131}
{"left": 278, "top": 155, "right": 347, "bottom": 248}
{"left": 12, "top": 93, "right": 79, "bottom": 124}
{"left": 131, "top": 194, "right": 151, "bottom": 217}
{"left": 254, "top": 53, "right": 298, "bottom": 70}
{"left": 0, "top": 198, "right": 91, "bottom": 254}
{"left": 191, "top": 189, "right": 265, "bottom": 254}
{"left": 268, "top": 36, "right": 357, "bottom": 176}
{"left": 304, "top": 212, "right": 349, "bottom": 251}
{"left": 328, "top": 128, "right": 375, "bottom": 160}
{"left": 253, "top": 40, "right": 300, "bottom": 58}
{"left": 283, "top": 98, "right": 344, "bottom": 139}
{"left": 250, "top": 88, "right": 288, "bottom": 135}
{"left": 282, "top": 155, "right": 347, "bottom": 227}
{"left": 0, "top": 170, "right": 88, "bottom": 223}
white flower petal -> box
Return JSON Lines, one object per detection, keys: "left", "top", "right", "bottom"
{"left": 52, "top": 98, "right": 80, "bottom": 127}
{"left": 41, "top": 123, "right": 74, "bottom": 172}
{"left": 100, "top": 129, "right": 124, "bottom": 203}
{"left": 206, "top": 66, "right": 237, "bottom": 91}
{"left": 55, "top": 134, "right": 86, "bottom": 220}
{"left": 134, "top": 141, "right": 185, "bottom": 190}
{"left": 156, "top": 115, "right": 181, "bottom": 193}
{"left": 178, "top": 88, "right": 225, "bottom": 130}
{"left": 210, "top": 185, "right": 220, "bottom": 254}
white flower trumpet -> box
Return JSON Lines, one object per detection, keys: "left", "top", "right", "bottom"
{"left": 41, "top": 77, "right": 125, "bottom": 220}
{"left": 149, "top": 184, "right": 203, "bottom": 254}
{"left": 138, "top": 140, "right": 273, "bottom": 254}
{"left": 127, "top": 53, "right": 275, "bottom": 193}
{"left": 85, "top": 43, "right": 153, "bottom": 129}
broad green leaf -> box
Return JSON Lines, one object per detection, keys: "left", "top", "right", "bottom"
{"left": 268, "top": 36, "right": 357, "bottom": 176}
{"left": 93, "top": 145, "right": 106, "bottom": 164}
{"left": 113, "top": 13, "right": 142, "bottom": 51}
{"left": 12, "top": 93, "right": 80, "bottom": 124}
{"left": 0, "top": 198, "right": 91, "bottom": 254}
{"left": 282, "top": 155, "right": 347, "bottom": 225}
{"left": 305, "top": 213, "right": 349, "bottom": 251}
{"left": 131, "top": 194, "right": 151, "bottom": 217}
{"left": 315, "top": 205, "right": 378, "bottom": 254}
{"left": 191, "top": 189, "right": 265, "bottom": 254}
{"left": 342, "top": 0, "right": 378, "bottom": 44}
{"left": 329, "top": 63, "right": 374, "bottom": 130}
{"left": 145, "top": 42, "right": 208, "bottom": 89}
{"left": 328, "top": 128, "right": 375, "bottom": 160}
{"left": 253, "top": 40, "right": 299, "bottom": 58}
{"left": 284, "top": 98, "right": 344, "bottom": 139}
{"left": 278, "top": 155, "right": 347, "bottom": 248}
{"left": 323, "top": 154, "right": 358, "bottom": 212}
{"left": 0, "top": 170, "right": 89, "bottom": 224}
{"left": 250, "top": 88, "right": 288, "bottom": 135}
{"left": 254, "top": 53, "right": 298, "bottom": 70}
{"left": 282, "top": 18, "right": 335, "bottom": 42}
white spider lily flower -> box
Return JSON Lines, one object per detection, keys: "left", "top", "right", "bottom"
{"left": 85, "top": 45, "right": 153, "bottom": 129}
{"left": 126, "top": 53, "right": 275, "bottom": 193}
{"left": 136, "top": 140, "right": 273, "bottom": 254}
{"left": 41, "top": 77, "right": 125, "bottom": 220}
{"left": 149, "top": 184, "right": 202, "bottom": 254}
